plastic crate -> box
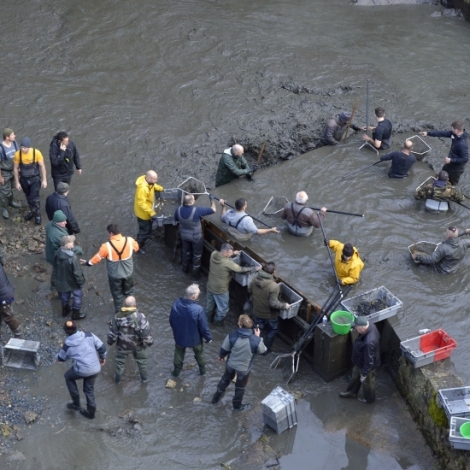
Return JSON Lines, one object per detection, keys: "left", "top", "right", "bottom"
{"left": 340, "top": 286, "right": 403, "bottom": 324}
{"left": 400, "top": 329, "right": 457, "bottom": 369}
{"left": 278, "top": 282, "right": 302, "bottom": 319}
{"left": 231, "top": 252, "right": 261, "bottom": 287}
{"left": 449, "top": 417, "right": 470, "bottom": 450}
{"left": 261, "top": 386, "right": 297, "bottom": 434}
{"left": 425, "top": 199, "right": 449, "bottom": 213}
{"left": 1, "top": 339, "right": 41, "bottom": 370}
{"left": 438, "top": 386, "right": 470, "bottom": 420}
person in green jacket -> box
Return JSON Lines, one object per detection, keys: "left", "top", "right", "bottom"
{"left": 206, "top": 243, "right": 260, "bottom": 326}
{"left": 215, "top": 145, "right": 257, "bottom": 187}
{"left": 248, "top": 262, "right": 290, "bottom": 355}
{"left": 54, "top": 235, "right": 86, "bottom": 320}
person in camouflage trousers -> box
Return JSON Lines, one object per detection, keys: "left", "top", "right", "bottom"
{"left": 415, "top": 171, "right": 465, "bottom": 202}
{"left": 107, "top": 296, "right": 153, "bottom": 384}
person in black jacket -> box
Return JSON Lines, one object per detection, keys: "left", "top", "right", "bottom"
{"left": 340, "top": 316, "right": 380, "bottom": 403}
{"left": 45, "top": 182, "right": 80, "bottom": 234}
{"left": 0, "top": 249, "right": 24, "bottom": 338}
{"left": 420, "top": 120, "right": 469, "bottom": 185}
{"left": 380, "top": 139, "right": 416, "bottom": 178}
{"left": 49, "top": 131, "right": 82, "bottom": 190}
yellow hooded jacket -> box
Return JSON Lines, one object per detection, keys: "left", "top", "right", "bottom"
{"left": 328, "top": 240, "right": 364, "bottom": 285}
{"left": 134, "top": 174, "right": 164, "bottom": 220}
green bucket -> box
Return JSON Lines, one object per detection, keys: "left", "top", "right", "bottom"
{"left": 460, "top": 422, "right": 470, "bottom": 438}
{"left": 330, "top": 310, "right": 355, "bottom": 335}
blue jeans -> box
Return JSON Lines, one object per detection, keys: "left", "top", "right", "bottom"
{"left": 60, "top": 289, "right": 83, "bottom": 310}
{"left": 206, "top": 290, "right": 229, "bottom": 321}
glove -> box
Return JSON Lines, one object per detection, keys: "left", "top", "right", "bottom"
{"left": 324, "top": 239, "right": 329, "bottom": 247}
{"left": 246, "top": 172, "right": 254, "bottom": 181}
{"left": 360, "top": 375, "right": 367, "bottom": 383}
{"left": 251, "top": 164, "right": 260, "bottom": 173}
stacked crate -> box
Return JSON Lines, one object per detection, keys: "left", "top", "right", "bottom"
{"left": 261, "top": 386, "right": 298, "bottom": 434}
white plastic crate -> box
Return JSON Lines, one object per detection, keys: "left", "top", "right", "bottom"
{"left": 231, "top": 252, "right": 261, "bottom": 287}
{"left": 438, "top": 386, "right": 470, "bottom": 420}
{"left": 1, "top": 339, "right": 41, "bottom": 370}
{"left": 449, "top": 417, "right": 470, "bottom": 451}
{"left": 340, "top": 286, "right": 402, "bottom": 324}
{"left": 261, "top": 386, "right": 297, "bottom": 434}
{"left": 278, "top": 282, "right": 302, "bottom": 319}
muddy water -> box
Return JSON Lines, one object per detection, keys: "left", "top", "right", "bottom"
{"left": 1, "top": 0, "right": 469, "bottom": 468}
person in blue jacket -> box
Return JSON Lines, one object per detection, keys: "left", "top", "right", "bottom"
{"left": 57, "top": 320, "right": 106, "bottom": 419}
{"left": 169, "top": 284, "right": 212, "bottom": 377}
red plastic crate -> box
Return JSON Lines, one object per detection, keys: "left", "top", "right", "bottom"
{"left": 419, "top": 329, "right": 457, "bottom": 362}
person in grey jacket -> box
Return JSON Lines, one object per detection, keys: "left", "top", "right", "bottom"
{"left": 317, "top": 111, "right": 361, "bottom": 147}
{"left": 411, "top": 226, "right": 470, "bottom": 274}
{"left": 211, "top": 314, "right": 266, "bottom": 411}
{"left": 54, "top": 235, "right": 86, "bottom": 320}
{"left": 57, "top": 320, "right": 106, "bottom": 420}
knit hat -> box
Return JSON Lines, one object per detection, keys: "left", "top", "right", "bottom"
{"left": 20, "top": 137, "right": 31, "bottom": 148}
{"left": 56, "top": 182, "right": 70, "bottom": 194}
{"left": 3, "top": 128, "right": 14, "bottom": 139}
{"left": 338, "top": 112, "right": 352, "bottom": 124}
{"left": 342, "top": 243, "right": 354, "bottom": 257}
{"left": 63, "top": 320, "right": 78, "bottom": 335}
{"left": 438, "top": 171, "right": 449, "bottom": 182}
{"left": 352, "top": 316, "right": 368, "bottom": 327}
{"left": 53, "top": 210, "right": 67, "bottom": 222}
{"left": 60, "top": 235, "right": 75, "bottom": 246}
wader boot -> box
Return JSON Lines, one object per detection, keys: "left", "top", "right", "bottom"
{"left": 181, "top": 262, "right": 189, "bottom": 274}
{"left": 192, "top": 268, "right": 201, "bottom": 281}
{"left": 199, "top": 365, "right": 206, "bottom": 376}
{"left": 80, "top": 406, "right": 96, "bottom": 420}
{"left": 233, "top": 387, "right": 251, "bottom": 411}
{"left": 211, "top": 388, "right": 225, "bottom": 404}
{"left": 140, "top": 372, "right": 149, "bottom": 383}
{"left": 62, "top": 304, "right": 72, "bottom": 317}
{"left": 213, "top": 318, "right": 224, "bottom": 327}
{"left": 207, "top": 311, "right": 215, "bottom": 324}
{"left": 34, "top": 206, "right": 42, "bottom": 225}
{"left": 171, "top": 367, "right": 181, "bottom": 378}
{"left": 66, "top": 395, "right": 81, "bottom": 411}
{"left": 8, "top": 195, "right": 20, "bottom": 208}
{"left": 114, "top": 373, "right": 121, "bottom": 384}
{"left": 11, "top": 326, "right": 25, "bottom": 339}
{"left": 71, "top": 308, "right": 86, "bottom": 320}
{"left": 0, "top": 196, "right": 9, "bottom": 219}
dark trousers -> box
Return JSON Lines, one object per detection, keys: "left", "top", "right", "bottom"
{"left": 64, "top": 368, "right": 98, "bottom": 409}
{"left": 19, "top": 176, "right": 41, "bottom": 212}
{"left": 252, "top": 316, "right": 279, "bottom": 350}
{"left": 173, "top": 343, "right": 205, "bottom": 373}
{"left": 136, "top": 217, "right": 152, "bottom": 248}
{"left": 442, "top": 163, "right": 465, "bottom": 186}
{"left": 108, "top": 276, "right": 134, "bottom": 313}
{"left": 346, "top": 365, "right": 376, "bottom": 403}
{"left": 216, "top": 364, "right": 250, "bottom": 409}
{"left": 0, "top": 302, "right": 20, "bottom": 331}
{"left": 181, "top": 237, "right": 204, "bottom": 271}
{"left": 52, "top": 174, "right": 72, "bottom": 191}
{"left": 115, "top": 349, "right": 148, "bottom": 379}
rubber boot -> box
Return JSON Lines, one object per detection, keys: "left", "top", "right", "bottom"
{"left": 72, "top": 308, "right": 86, "bottom": 320}
{"left": 66, "top": 395, "right": 81, "bottom": 411}
{"left": 181, "top": 263, "right": 189, "bottom": 274}
{"left": 140, "top": 373, "right": 149, "bottom": 383}
{"left": 62, "top": 304, "right": 72, "bottom": 317}
{"left": 8, "top": 195, "right": 20, "bottom": 208}
{"left": 114, "top": 373, "right": 121, "bottom": 384}
{"left": 171, "top": 367, "right": 181, "bottom": 378}
{"left": 192, "top": 268, "right": 201, "bottom": 281}
{"left": 24, "top": 205, "right": 34, "bottom": 220}
{"left": 233, "top": 387, "right": 250, "bottom": 411}
{"left": 211, "top": 389, "right": 225, "bottom": 404}
{"left": 213, "top": 318, "right": 224, "bottom": 327}
{"left": 339, "top": 391, "right": 358, "bottom": 399}
{"left": 11, "top": 326, "right": 25, "bottom": 340}
{"left": 199, "top": 365, "right": 206, "bottom": 376}
{"left": 1, "top": 200, "right": 9, "bottom": 219}
{"left": 207, "top": 311, "right": 215, "bottom": 324}
{"left": 80, "top": 406, "right": 96, "bottom": 420}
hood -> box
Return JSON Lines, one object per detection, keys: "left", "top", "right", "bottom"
{"left": 115, "top": 308, "right": 137, "bottom": 327}
{"left": 57, "top": 248, "right": 74, "bottom": 260}
{"left": 224, "top": 147, "right": 232, "bottom": 155}
{"left": 445, "top": 237, "right": 460, "bottom": 248}
{"left": 434, "top": 179, "right": 447, "bottom": 188}
{"left": 256, "top": 270, "right": 273, "bottom": 281}
{"left": 135, "top": 174, "right": 147, "bottom": 188}
{"left": 65, "top": 330, "right": 85, "bottom": 347}
{"left": 237, "top": 327, "right": 254, "bottom": 338}
{"left": 212, "top": 251, "right": 227, "bottom": 264}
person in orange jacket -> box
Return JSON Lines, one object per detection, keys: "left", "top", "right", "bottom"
{"left": 81, "top": 224, "right": 139, "bottom": 313}
{"left": 326, "top": 240, "right": 364, "bottom": 285}
{"left": 134, "top": 170, "right": 164, "bottom": 253}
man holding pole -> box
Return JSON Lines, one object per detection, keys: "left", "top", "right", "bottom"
{"left": 215, "top": 144, "right": 258, "bottom": 187}
{"left": 325, "top": 240, "right": 364, "bottom": 285}
{"left": 317, "top": 112, "right": 361, "bottom": 148}
{"left": 362, "top": 107, "right": 392, "bottom": 150}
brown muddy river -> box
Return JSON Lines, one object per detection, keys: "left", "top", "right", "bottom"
{"left": 1, "top": 0, "right": 470, "bottom": 468}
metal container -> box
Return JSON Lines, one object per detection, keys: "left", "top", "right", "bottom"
{"left": 400, "top": 329, "right": 457, "bottom": 369}
{"left": 278, "top": 282, "right": 302, "bottom": 319}
{"left": 261, "top": 386, "right": 298, "bottom": 434}
{"left": 231, "top": 251, "right": 261, "bottom": 287}
{"left": 438, "top": 386, "right": 470, "bottom": 420}
{"left": 340, "top": 286, "right": 403, "bottom": 324}
{"left": 1, "top": 339, "right": 41, "bottom": 370}
{"left": 449, "top": 417, "right": 470, "bottom": 450}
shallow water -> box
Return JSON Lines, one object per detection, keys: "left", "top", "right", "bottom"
{"left": 2, "top": 0, "right": 469, "bottom": 468}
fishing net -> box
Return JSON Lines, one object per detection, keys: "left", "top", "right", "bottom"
{"left": 262, "top": 196, "right": 289, "bottom": 216}
{"left": 177, "top": 177, "right": 207, "bottom": 200}
{"left": 408, "top": 135, "right": 431, "bottom": 160}
{"left": 408, "top": 241, "right": 439, "bottom": 263}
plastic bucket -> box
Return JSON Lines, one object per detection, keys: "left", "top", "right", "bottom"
{"left": 330, "top": 310, "right": 355, "bottom": 335}
{"left": 460, "top": 422, "right": 470, "bottom": 438}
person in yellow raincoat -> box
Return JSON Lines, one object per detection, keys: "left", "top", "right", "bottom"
{"left": 326, "top": 240, "right": 364, "bottom": 285}
{"left": 134, "top": 170, "right": 163, "bottom": 253}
